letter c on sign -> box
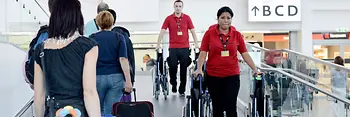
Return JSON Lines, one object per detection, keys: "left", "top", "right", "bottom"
{"left": 275, "top": 5, "right": 283, "bottom": 16}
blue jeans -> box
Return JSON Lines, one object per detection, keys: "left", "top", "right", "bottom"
{"left": 96, "top": 73, "right": 125, "bottom": 116}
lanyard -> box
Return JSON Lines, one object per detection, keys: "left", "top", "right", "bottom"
{"left": 176, "top": 17, "right": 182, "bottom": 31}
{"left": 219, "top": 35, "right": 230, "bottom": 51}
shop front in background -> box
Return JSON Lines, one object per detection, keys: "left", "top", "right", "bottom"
{"left": 312, "top": 32, "right": 350, "bottom": 68}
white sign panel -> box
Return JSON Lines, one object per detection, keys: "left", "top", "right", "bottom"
{"left": 248, "top": 0, "right": 301, "bottom": 22}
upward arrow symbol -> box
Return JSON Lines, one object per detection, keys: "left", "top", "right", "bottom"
{"left": 251, "top": 6, "right": 259, "bottom": 16}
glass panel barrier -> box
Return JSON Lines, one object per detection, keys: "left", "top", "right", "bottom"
{"left": 246, "top": 43, "right": 350, "bottom": 100}
{"left": 283, "top": 49, "right": 350, "bottom": 103}
{"left": 258, "top": 63, "right": 350, "bottom": 117}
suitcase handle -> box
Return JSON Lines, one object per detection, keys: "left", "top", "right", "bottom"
{"left": 122, "top": 88, "right": 137, "bottom": 102}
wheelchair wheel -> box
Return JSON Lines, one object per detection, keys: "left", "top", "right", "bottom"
{"left": 154, "top": 76, "right": 160, "bottom": 100}
{"left": 152, "top": 68, "right": 156, "bottom": 96}
{"left": 204, "top": 97, "right": 213, "bottom": 117}
{"left": 186, "top": 95, "right": 192, "bottom": 117}
{"left": 182, "top": 106, "right": 186, "bottom": 117}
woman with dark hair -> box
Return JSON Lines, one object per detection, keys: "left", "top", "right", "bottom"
{"left": 331, "top": 56, "right": 347, "bottom": 117}
{"left": 193, "top": 6, "right": 258, "bottom": 117}
{"left": 33, "top": 0, "right": 101, "bottom": 116}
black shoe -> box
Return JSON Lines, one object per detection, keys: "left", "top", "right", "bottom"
{"left": 172, "top": 86, "right": 177, "bottom": 93}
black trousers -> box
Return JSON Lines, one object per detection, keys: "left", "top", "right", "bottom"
{"left": 168, "top": 48, "right": 190, "bottom": 94}
{"left": 207, "top": 74, "right": 240, "bottom": 117}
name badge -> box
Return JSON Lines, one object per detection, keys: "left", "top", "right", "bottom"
{"left": 177, "top": 31, "right": 183, "bottom": 35}
{"left": 221, "top": 51, "right": 229, "bottom": 57}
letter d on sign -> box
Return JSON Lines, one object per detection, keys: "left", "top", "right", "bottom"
{"left": 288, "top": 5, "right": 298, "bottom": 16}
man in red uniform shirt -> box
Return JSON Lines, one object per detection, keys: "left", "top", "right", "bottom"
{"left": 156, "top": 0, "right": 199, "bottom": 96}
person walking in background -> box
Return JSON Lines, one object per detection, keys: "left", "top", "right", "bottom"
{"left": 90, "top": 11, "right": 133, "bottom": 116}
{"left": 331, "top": 56, "right": 347, "bottom": 117}
{"left": 193, "top": 6, "right": 258, "bottom": 117}
{"left": 85, "top": 2, "right": 109, "bottom": 36}
{"left": 33, "top": 0, "right": 101, "bottom": 116}
{"left": 143, "top": 54, "right": 156, "bottom": 71}
{"left": 156, "top": 0, "right": 199, "bottom": 96}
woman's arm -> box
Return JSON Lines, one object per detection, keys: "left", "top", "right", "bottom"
{"left": 82, "top": 46, "right": 101, "bottom": 117}
{"left": 194, "top": 30, "right": 209, "bottom": 75}
{"left": 34, "top": 62, "right": 46, "bottom": 117}
{"left": 236, "top": 31, "right": 258, "bottom": 73}
{"left": 118, "top": 35, "right": 133, "bottom": 92}
{"left": 120, "top": 57, "right": 132, "bottom": 86}
{"left": 241, "top": 52, "right": 258, "bottom": 73}
{"left": 197, "top": 51, "right": 207, "bottom": 71}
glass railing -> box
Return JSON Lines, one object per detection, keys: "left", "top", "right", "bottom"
{"left": 257, "top": 63, "right": 350, "bottom": 117}
{"left": 246, "top": 43, "right": 350, "bottom": 99}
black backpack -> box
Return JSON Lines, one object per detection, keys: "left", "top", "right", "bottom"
{"left": 112, "top": 26, "right": 135, "bottom": 83}
{"left": 24, "top": 25, "right": 49, "bottom": 85}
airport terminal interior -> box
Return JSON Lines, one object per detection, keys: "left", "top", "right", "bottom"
{"left": 2, "top": 0, "right": 350, "bottom": 117}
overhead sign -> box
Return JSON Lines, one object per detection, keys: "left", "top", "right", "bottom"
{"left": 323, "top": 32, "right": 349, "bottom": 39}
{"left": 248, "top": 0, "right": 301, "bottom": 22}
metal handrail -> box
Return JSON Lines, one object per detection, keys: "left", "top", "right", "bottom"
{"left": 282, "top": 49, "right": 350, "bottom": 72}
{"left": 245, "top": 42, "right": 350, "bottom": 72}
{"left": 14, "top": 96, "right": 34, "bottom": 117}
{"left": 34, "top": 0, "right": 49, "bottom": 17}
{"left": 245, "top": 42, "right": 269, "bottom": 51}
{"left": 258, "top": 63, "right": 350, "bottom": 105}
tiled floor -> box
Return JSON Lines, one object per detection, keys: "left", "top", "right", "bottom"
{"left": 132, "top": 70, "right": 250, "bottom": 117}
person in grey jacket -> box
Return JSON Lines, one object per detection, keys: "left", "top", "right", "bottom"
{"left": 144, "top": 54, "right": 156, "bottom": 71}
{"left": 331, "top": 56, "right": 347, "bottom": 117}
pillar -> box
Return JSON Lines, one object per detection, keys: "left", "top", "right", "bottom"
{"left": 299, "top": 0, "right": 313, "bottom": 57}
{"left": 289, "top": 31, "right": 299, "bottom": 51}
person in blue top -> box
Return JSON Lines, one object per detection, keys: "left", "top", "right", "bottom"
{"left": 90, "top": 11, "right": 133, "bottom": 116}
{"left": 85, "top": 2, "right": 110, "bottom": 37}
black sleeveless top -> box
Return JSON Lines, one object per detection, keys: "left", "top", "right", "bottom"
{"left": 34, "top": 36, "right": 98, "bottom": 100}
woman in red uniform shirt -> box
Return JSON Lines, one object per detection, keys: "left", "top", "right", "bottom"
{"left": 193, "top": 6, "right": 258, "bottom": 117}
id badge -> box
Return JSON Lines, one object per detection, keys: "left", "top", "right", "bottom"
{"left": 177, "top": 31, "right": 183, "bottom": 35}
{"left": 221, "top": 51, "right": 229, "bottom": 57}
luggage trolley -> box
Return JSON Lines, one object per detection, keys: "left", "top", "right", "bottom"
{"left": 153, "top": 49, "right": 169, "bottom": 100}
{"left": 183, "top": 48, "right": 212, "bottom": 117}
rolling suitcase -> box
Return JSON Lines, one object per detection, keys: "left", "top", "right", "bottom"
{"left": 112, "top": 88, "right": 154, "bottom": 117}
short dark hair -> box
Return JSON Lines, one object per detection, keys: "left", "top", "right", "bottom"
{"left": 48, "top": 0, "right": 55, "bottom": 13}
{"left": 97, "top": 2, "right": 109, "bottom": 13}
{"left": 217, "top": 6, "right": 234, "bottom": 18}
{"left": 48, "top": 0, "right": 84, "bottom": 39}
{"left": 174, "top": 0, "right": 183, "bottom": 5}
{"left": 334, "top": 56, "right": 344, "bottom": 66}
{"left": 107, "top": 9, "right": 117, "bottom": 25}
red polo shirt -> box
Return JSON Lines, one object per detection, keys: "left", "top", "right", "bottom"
{"left": 200, "top": 24, "right": 248, "bottom": 77}
{"left": 161, "top": 13, "right": 194, "bottom": 48}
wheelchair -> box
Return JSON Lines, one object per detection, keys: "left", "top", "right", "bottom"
{"left": 152, "top": 49, "right": 169, "bottom": 100}
{"left": 249, "top": 72, "right": 273, "bottom": 117}
{"left": 183, "top": 48, "right": 212, "bottom": 117}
